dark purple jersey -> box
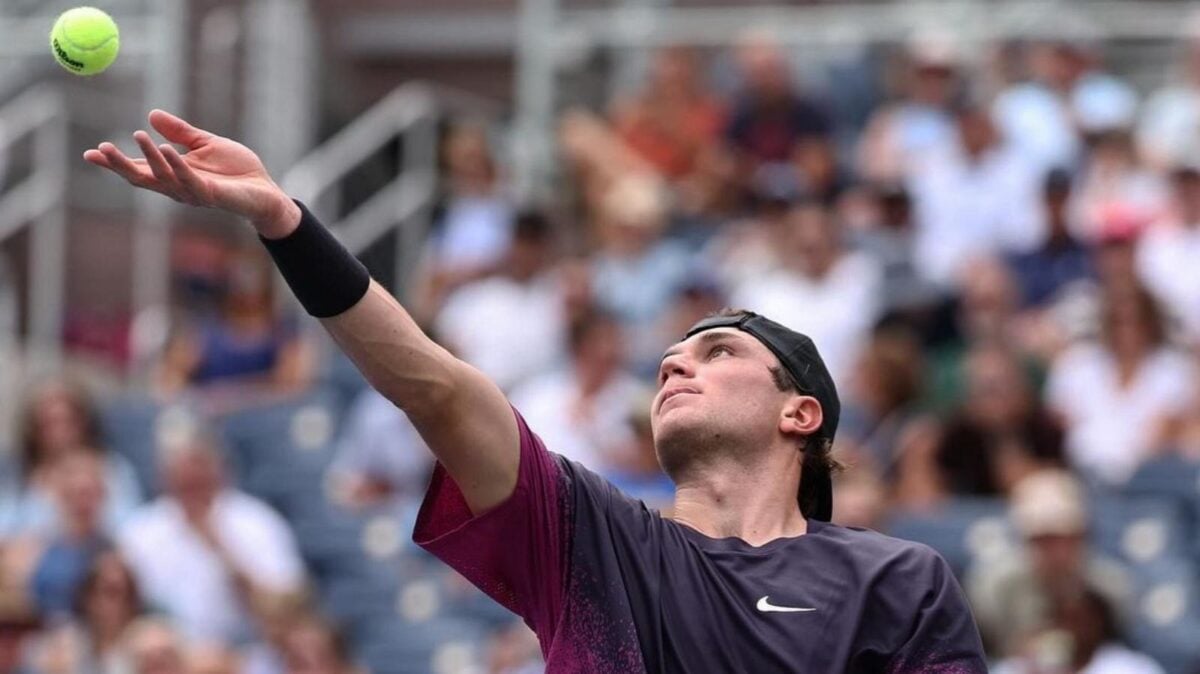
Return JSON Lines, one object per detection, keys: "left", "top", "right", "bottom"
{"left": 414, "top": 408, "right": 987, "bottom": 673}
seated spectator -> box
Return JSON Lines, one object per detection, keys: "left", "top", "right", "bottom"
{"left": 991, "top": 41, "right": 1082, "bottom": 173}
{"left": 117, "top": 427, "right": 306, "bottom": 644}
{"left": 603, "top": 386, "right": 674, "bottom": 514}
{"left": 700, "top": 166, "right": 795, "bottom": 292}
{"left": 157, "top": 249, "right": 314, "bottom": 398}
{"left": 849, "top": 183, "right": 945, "bottom": 322}
{"left": 27, "top": 451, "right": 112, "bottom": 618}
{"left": 611, "top": 47, "right": 725, "bottom": 184}
{"left": 857, "top": 34, "right": 961, "bottom": 182}
{"left": 0, "top": 613, "right": 38, "bottom": 674}
{"left": 1137, "top": 16, "right": 1200, "bottom": 170}
{"left": 279, "top": 613, "right": 362, "bottom": 674}
{"left": 1136, "top": 164, "right": 1200, "bottom": 341}
{"left": 486, "top": 621, "right": 542, "bottom": 674}
{"left": 434, "top": 211, "right": 569, "bottom": 393}
{"left": 325, "top": 389, "right": 434, "bottom": 511}
{"left": 724, "top": 35, "right": 838, "bottom": 200}
{"left": 909, "top": 100, "right": 1043, "bottom": 288}
{"left": 1005, "top": 168, "right": 1095, "bottom": 309}
{"left": 896, "top": 344, "right": 1066, "bottom": 507}
{"left": 410, "top": 122, "right": 515, "bottom": 323}
{"left": 830, "top": 469, "right": 887, "bottom": 533}
{"left": 967, "top": 471, "right": 1132, "bottom": 660}
{"left": 1070, "top": 131, "right": 1168, "bottom": 244}
{"left": 3, "top": 379, "right": 141, "bottom": 537}
{"left": 731, "top": 199, "right": 882, "bottom": 386}
{"left": 839, "top": 327, "right": 926, "bottom": 478}
{"left": 1045, "top": 284, "right": 1198, "bottom": 484}
{"left": 589, "top": 177, "right": 693, "bottom": 373}
{"left": 118, "top": 618, "right": 187, "bottom": 674}
{"left": 23, "top": 551, "right": 143, "bottom": 674}
{"left": 992, "top": 589, "right": 1162, "bottom": 674}
{"left": 510, "top": 309, "right": 642, "bottom": 473}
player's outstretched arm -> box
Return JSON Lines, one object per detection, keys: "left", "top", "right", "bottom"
{"left": 84, "top": 110, "right": 520, "bottom": 514}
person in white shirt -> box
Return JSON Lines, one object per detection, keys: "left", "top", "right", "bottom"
{"left": 510, "top": 309, "right": 643, "bottom": 472}
{"left": 1045, "top": 284, "right": 1198, "bottom": 484}
{"left": 434, "top": 211, "right": 568, "bottom": 393}
{"left": 731, "top": 199, "right": 882, "bottom": 387}
{"left": 1136, "top": 165, "right": 1200, "bottom": 341}
{"left": 117, "top": 427, "right": 306, "bottom": 644}
{"left": 1137, "top": 17, "right": 1200, "bottom": 170}
{"left": 909, "top": 102, "right": 1043, "bottom": 288}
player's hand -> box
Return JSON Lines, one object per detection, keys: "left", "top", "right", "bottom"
{"left": 83, "top": 110, "right": 301, "bottom": 238}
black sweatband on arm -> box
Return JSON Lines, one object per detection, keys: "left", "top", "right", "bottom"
{"left": 260, "top": 200, "right": 371, "bottom": 318}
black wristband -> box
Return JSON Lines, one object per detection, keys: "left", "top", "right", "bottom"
{"left": 260, "top": 200, "right": 371, "bottom": 318}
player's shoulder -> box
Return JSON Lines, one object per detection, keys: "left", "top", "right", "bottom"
{"left": 812, "top": 522, "right": 950, "bottom": 572}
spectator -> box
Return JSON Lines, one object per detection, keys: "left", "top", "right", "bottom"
{"left": 700, "top": 166, "right": 795, "bottom": 292}
{"left": 993, "top": 589, "right": 1163, "bottom": 674}
{"left": 724, "top": 35, "right": 838, "bottom": 199}
{"left": 603, "top": 386, "right": 674, "bottom": 513}
{"left": 589, "top": 177, "right": 693, "bottom": 373}
{"left": 857, "top": 34, "right": 961, "bottom": 182}
{"left": 325, "top": 388, "right": 433, "bottom": 511}
{"left": 27, "top": 451, "right": 112, "bottom": 618}
{"left": 1069, "top": 131, "right": 1167, "bottom": 244}
{"left": 1137, "top": 16, "right": 1200, "bottom": 170}
{"left": 909, "top": 100, "right": 1043, "bottom": 288}
{"left": 118, "top": 618, "right": 187, "bottom": 674}
{"left": 850, "top": 183, "right": 945, "bottom": 321}
{"left": 510, "top": 309, "right": 642, "bottom": 472}
{"left": 839, "top": 328, "right": 926, "bottom": 478}
{"left": 611, "top": 47, "right": 725, "bottom": 183}
{"left": 1005, "top": 168, "right": 1095, "bottom": 309}
{"left": 117, "top": 427, "right": 306, "bottom": 644}
{"left": 1136, "top": 164, "right": 1200, "bottom": 341}
{"left": 486, "top": 621, "right": 542, "bottom": 674}
{"left": 3, "top": 380, "right": 141, "bottom": 538}
{"left": 157, "top": 249, "right": 315, "bottom": 398}
{"left": 1045, "top": 284, "right": 1198, "bottom": 484}
{"left": 830, "top": 469, "right": 887, "bottom": 533}
{"left": 185, "top": 645, "right": 240, "bottom": 674}
{"left": 896, "top": 344, "right": 1066, "bottom": 507}
{"left": 279, "top": 614, "right": 362, "bottom": 674}
{"left": 0, "top": 614, "right": 37, "bottom": 674}
{"left": 410, "top": 122, "right": 515, "bottom": 322}
{"left": 73, "top": 552, "right": 143, "bottom": 672}
{"left": 732, "top": 199, "right": 882, "bottom": 386}
{"left": 992, "top": 41, "right": 1082, "bottom": 172}
{"left": 967, "top": 470, "right": 1132, "bottom": 660}
{"left": 434, "top": 210, "right": 570, "bottom": 393}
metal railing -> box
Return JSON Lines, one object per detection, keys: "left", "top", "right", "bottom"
{"left": 0, "top": 85, "right": 69, "bottom": 367}
{"left": 282, "top": 82, "right": 503, "bottom": 300}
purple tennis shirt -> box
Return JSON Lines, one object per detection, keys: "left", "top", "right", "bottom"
{"left": 413, "top": 408, "right": 986, "bottom": 673}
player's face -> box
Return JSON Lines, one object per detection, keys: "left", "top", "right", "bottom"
{"left": 651, "top": 328, "right": 791, "bottom": 472}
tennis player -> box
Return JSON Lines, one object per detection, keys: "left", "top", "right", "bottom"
{"left": 86, "top": 111, "right": 987, "bottom": 673}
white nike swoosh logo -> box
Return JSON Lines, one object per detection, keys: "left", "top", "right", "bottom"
{"left": 756, "top": 596, "right": 817, "bottom": 613}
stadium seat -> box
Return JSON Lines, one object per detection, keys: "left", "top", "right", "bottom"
{"left": 884, "top": 497, "right": 1014, "bottom": 577}
{"left": 1089, "top": 495, "right": 1191, "bottom": 568}
{"left": 98, "top": 396, "right": 164, "bottom": 496}
{"left": 1126, "top": 558, "right": 1200, "bottom": 674}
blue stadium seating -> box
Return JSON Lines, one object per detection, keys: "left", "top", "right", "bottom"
{"left": 883, "top": 497, "right": 1013, "bottom": 577}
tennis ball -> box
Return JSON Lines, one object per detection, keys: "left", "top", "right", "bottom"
{"left": 50, "top": 7, "right": 120, "bottom": 76}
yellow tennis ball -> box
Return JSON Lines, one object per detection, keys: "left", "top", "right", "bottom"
{"left": 50, "top": 7, "right": 120, "bottom": 76}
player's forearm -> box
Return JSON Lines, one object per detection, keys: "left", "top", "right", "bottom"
{"left": 261, "top": 200, "right": 520, "bottom": 513}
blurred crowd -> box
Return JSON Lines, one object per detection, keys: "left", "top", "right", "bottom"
{"left": 7, "top": 23, "right": 1200, "bottom": 674}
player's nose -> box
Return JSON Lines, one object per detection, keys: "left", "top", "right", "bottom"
{"left": 658, "top": 352, "right": 695, "bottom": 386}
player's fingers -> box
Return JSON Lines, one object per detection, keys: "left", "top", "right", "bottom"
{"left": 160, "top": 144, "right": 209, "bottom": 205}
{"left": 149, "top": 109, "right": 212, "bottom": 148}
{"left": 97, "top": 142, "right": 159, "bottom": 189}
{"left": 134, "top": 131, "right": 183, "bottom": 193}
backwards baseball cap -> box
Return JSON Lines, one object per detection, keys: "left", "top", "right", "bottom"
{"left": 684, "top": 310, "right": 840, "bottom": 521}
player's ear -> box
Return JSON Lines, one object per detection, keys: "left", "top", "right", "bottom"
{"left": 779, "top": 395, "right": 822, "bottom": 439}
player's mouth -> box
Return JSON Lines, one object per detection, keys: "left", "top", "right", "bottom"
{"left": 658, "top": 386, "right": 700, "bottom": 412}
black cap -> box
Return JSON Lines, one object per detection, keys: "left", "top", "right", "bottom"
{"left": 684, "top": 311, "right": 840, "bottom": 521}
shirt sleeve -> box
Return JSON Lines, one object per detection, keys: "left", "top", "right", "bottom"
{"left": 883, "top": 546, "right": 988, "bottom": 674}
{"left": 412, "top": 406, "right": 570, "bottom": 643}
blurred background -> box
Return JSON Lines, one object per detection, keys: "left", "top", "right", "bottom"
{"left": 3, "top": 0, "right": 1200, "bottom": 672}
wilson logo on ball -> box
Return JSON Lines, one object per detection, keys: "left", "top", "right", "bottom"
{"left": 52, "top": 39, "right": 85, "bottom": 71}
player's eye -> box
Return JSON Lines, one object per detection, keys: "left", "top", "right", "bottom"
{"left": 708, "top": 344, "right": 732, "bottom": 359}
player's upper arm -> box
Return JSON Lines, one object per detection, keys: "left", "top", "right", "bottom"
{"left": 401, "top": 356, "right": 520, "bottom": 514}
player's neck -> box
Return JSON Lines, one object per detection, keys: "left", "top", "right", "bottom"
{"left": 671, "top": 457, "right": 807, "bottom": 546}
